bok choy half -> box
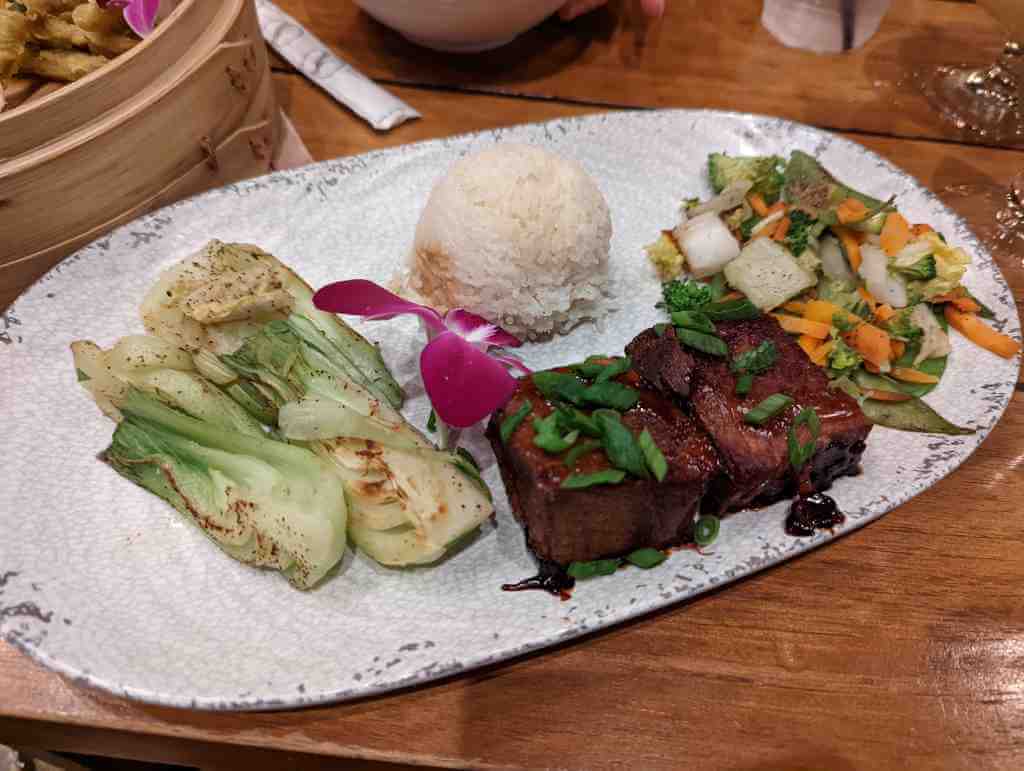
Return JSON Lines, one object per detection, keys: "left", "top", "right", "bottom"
{"left": 87, "top": 240, "right": 496, "bottom": 574}
{"left": 72, "top": 336, "right": 347, "bottom": 589}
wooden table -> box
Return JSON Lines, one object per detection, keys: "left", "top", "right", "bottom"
{"left": 4, "top": 1, "right": 1024, "bottom": 768}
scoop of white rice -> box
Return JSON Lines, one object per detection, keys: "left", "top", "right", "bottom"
{"left": 406, "top": 143, "right": 612, "bottom": 340}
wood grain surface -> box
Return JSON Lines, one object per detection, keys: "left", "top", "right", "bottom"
{"left": 3, "top": 2, "right": 1024, "bottom": 769}
{"left": 269, "top": 0, "right": 1018, "bottom": 145}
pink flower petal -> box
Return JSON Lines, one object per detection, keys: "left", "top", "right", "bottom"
{"left": 491, "top": 353, "right": 532, "bottom": 375}
{"left": 420, "top": 332, "right": 518, "bottom": 428}
{"left": 123, "top": 0, "right": 160, "bottom": 37}
{"left": 314, "top": 280, "right": 444, "bottom": 333}
{"left": 444, "top": 309, "right": 522, "bottom": 348}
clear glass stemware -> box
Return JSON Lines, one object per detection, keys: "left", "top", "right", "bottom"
{"left": 921, "top": 40, "right": 1024, "bottom": 142}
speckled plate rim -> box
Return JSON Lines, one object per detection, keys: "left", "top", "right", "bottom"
{"left": 1, "top": 108, "right": 1020, "bottom": 711}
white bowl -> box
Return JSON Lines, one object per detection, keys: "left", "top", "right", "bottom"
{"left": 353, "top": 0, "right": 566, "bottom": 52}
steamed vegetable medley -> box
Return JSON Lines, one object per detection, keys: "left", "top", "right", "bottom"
{"left": 647, "top": 151, "right": 1020, "bottom": 431}
{"left": 72, "top": 241, "right": 493, "bottom": 589}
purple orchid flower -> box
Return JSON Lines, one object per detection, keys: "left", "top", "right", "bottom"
{"left": 313, "top": 280, "right": 529, "bottom": 430}
{"left": 98, "top": 0, "right": 161, "bottom": 38}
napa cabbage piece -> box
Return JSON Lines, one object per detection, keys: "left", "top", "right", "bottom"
{"left": 912, "top": 233, "right": 971, "bottom": 299}
{"left": 141, "top": 240, "right": 403, "bottom": 409}
{"left": 71, "top": 335, "right": 346, "bottom": 589}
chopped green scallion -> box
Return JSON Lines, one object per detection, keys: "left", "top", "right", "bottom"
{"left": 499, "top": 402, "right": 533, "bottom": 444}
{"left": 743, "top": 393, "right": 794, "bottom": 425}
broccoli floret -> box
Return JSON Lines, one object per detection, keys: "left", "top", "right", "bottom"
{"left": 886, "top": 307, "right": 923, "bottom": 341}
{"left": 828, "top": 338, "right": 863, "bottom": 374}
{"left": 659, "top": 279, "right": 713, "bottom": 314}
{"left": 895, "top": 255, "right": 937, "bottom": 281}
{"left": 784, "top": 210, "right": 820, "bottom": 257}
{"left": 707, "top": 153, "right": 786, "bottom": 202}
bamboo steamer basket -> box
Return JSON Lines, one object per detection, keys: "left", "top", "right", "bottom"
{"left": 0, "top": 0, "right": 282, "bottom": 306}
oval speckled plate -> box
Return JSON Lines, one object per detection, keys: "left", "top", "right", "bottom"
{"left": 1, "top": 110, "right": 1020, "bottom": 710}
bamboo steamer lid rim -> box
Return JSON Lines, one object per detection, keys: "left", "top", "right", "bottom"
{"left": 0, "top": 0, "right": 197, "bottom": 124}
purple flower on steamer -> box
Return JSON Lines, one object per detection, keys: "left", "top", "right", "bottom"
{"left": 98, "top": 0, "right": 160, "bottom": 38}
{"left": 313, "top": 280, "right": 529, "bottom": 429}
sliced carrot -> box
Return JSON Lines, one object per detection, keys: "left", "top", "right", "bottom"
{"left": 891, "top": 367, "right": 940, "bottom": 384}
{"left": 865, "top": 389, "right": 913, "bottom": 402}
{"left": 952, "top": 296, "right": 981, "bottom": 314}
{"left": 771, "top": 313, "right": 831, "bottom": 339}
{"left": 880, "top": 212, "right": 911, "bottom": 257}
{"left": 834, "top": 226, "right": 863, "bottom": 272}
{"left": 803, "top": 299, "right": 861, "bottom": 329}
{"left": 911, "top": 223, "right": 934, "bottom": 237}
{"left": 797, "top": 334, "right": 822, "bottom": 359}
{"left": 772, "top": 216, "right": 791, "bottom": 241}
{"left": 810, "top": 340, "right": 834, "bottom": 367}
{"left": 848, "top": 322, "right": 893, "bottom": 367}
{"left": 891, "top": 340, "right": 906, "bottom": 359}
{"left": 944, "top": 305, "right": 1022, "bottom": 359}
{"left": 858, "top": 286, "right": 878, "bottom": 313}
{"left": 863, "top": 361, "right": 882, "bottom": 374}
{"left": 836, "top": 197, "right": 869, "bottom": 224}
{"left": 874, "top": 303, "right": 896, "bottom": 322}
{"left": 720, "top": 291, "right": 743, "bottom": 302}
{"left": 748, "top": 193, "right": 769, "bottom": 217}
{"left": 930, "top": 288, "right": 967, "bottom": 304}
{"left": 783, "top": 301, "right": 808, "bottom": 315}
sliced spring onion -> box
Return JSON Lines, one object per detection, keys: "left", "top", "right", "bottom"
{"left": 743, "top": 393, "right": 794, "bottom": 425}
{"left": 499, "top": 402, "right": 532, "bottom": 444}
{"left": 564, "top": 439, "right": 604, "bottom": 468}
{"left": 581, "top": 381, "right": 640, "bottom": 411}
{"left": 787, "top": 407, "right": 821, "bottom": 469}
{"left": 731, "top": 340, "right": 778, "bottom": 375}
{"left": 626, "top": 548, "right": 667, "bottom": 569}
{"left": 671, "top": 310, "right": 716, "bottom": 334}
{"left": 735, "top": 373, "right": 754, "bottom": 396}
{"left": 573, "top": 356, "right": 609, "bottom": 378}
{"left": 694, "top": 516, "right": 720, "bottom": 547}
{"left": 595, "top": 356, "right": 633, "bottom": 384}
{"left": 555, "top": 406, "right": 603, "bottom": 438}
{"left": 567, "top": 558, "right": 621, "bottom": 579}
{"left": 595, "top": 411, "right": 649, "bottom": 479}
{"left": 561, "top": 469, "right": 627, "bottom": 489}
{"left": 637, "top": 429, "right": 668, "bottom": 482}
{"left": 533, "top": 428, "right": 580, "bottom": 454}
{"left": 675, "top": 327, "right": 729, "bottom": 357}
{"left": 533, "top": 371, "right": 587, "bottom": 406}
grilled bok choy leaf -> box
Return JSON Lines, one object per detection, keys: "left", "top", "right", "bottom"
{"left": 215, "top": 326, "right": 494, "bottom": 567}
{"left": 140, "top": 244, "right": 495, "bottom": 568}
{"left": 140, "top": 240, "right": 403, "bottom": 409}
{"left": 72, "top": 336, "right": 347, "bottom": 588}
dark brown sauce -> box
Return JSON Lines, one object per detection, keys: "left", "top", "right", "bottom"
{"left": 502, "top": 560, "right": 575, "bottom": 601}
{"left": 786, "top": 493, "right": 844, "bottom": 536}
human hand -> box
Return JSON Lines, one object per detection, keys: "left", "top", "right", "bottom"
{"left": 559, "top": 0, "right": 665, "bottom": 21}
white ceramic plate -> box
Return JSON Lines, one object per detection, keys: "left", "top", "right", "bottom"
{"left": 1, "top": 110, "right": 1019, "bottom": 710}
